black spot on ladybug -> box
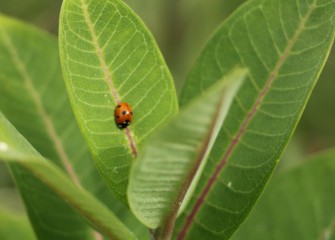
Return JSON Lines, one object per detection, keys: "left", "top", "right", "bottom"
{"left": 118, "top": 122, "right": 129, "bottom": 129}
{"left": 116, "top": 115, "right": 119, "bottom": 118}
{"left": 122, "top": 111, "right": 127, "bottom": 115}
{"left": 117, "top": 105, "right": 121, "bottom": 108}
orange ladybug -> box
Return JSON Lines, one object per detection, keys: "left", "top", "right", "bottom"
{"left": 114, "top": 102, "right": 133, "bottom": 129}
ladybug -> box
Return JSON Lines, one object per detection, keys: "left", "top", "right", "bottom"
{"left": 114, "top": 102, "right": 133, "bottom": 129}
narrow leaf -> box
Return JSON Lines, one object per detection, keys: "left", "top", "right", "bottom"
{"left": 128, "top": 69, "right": 246, "bottom": 236}
{"left": 176, "top": 0, "right": 335, "bottom": 239}
{"left": 0, "top": 112, "right": 135, "bottom": 240}
{"left": 232, "top": 149, "right": 335, "bottom": 240}
{"left": 59, "top": 0, "right": 178, "bottom": 202}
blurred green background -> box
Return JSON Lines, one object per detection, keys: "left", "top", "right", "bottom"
{"left": 0, "top": 0, "right": 334, "bottom": 235}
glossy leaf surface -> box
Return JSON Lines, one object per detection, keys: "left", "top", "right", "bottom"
{"left": 59, "top": 0, "right": 178, "bottom": 202}
{"left": 176, "top": 0, "right": 335, "bottom": 239}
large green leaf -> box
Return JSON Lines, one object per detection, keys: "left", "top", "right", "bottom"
{"left": 0, "top": 112, "right": 135, "bottom": 240}
{"left": 59, "top": 0, "right": 178, "bottom": 202}
{"left": 232, "top": 149, "right": 335, "bottom": 240}
{"left": 0, "top": 15, "right": 95, "bottom": 239}
{"left": 0, "top": 15, "right": 147, "bottom": 239}
{"left": 0, "top": 14, "right": 103, "bottom": 201}
{"left": 175, "top": 0, "right": 335, "bottom": 239}
{"left": 128, "top": 69, "right": 245, "bottom": 236}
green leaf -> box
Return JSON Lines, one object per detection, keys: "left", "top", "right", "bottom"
{"left": 0, "top": 112, "right": 135, "bottom": 240}
{"left": 175, "top": 0, "right": 335, "bottom": 239}
{"left": 0, "top": 208, "right": 36, "bottom": 240}
{"left": 0, "top": 15, "right": 146, "bottom": 239}
{"left": 0, "top": 15, "right": 95, "bottom": 239}
{"left": 128, "top": 69, "right": 245, "bottom": 234}
{"left": 59, "top": 0, "right": 178, "bottom": 202}
{"left": 232, "top": 149, "right": 335, "bottom": 240}
{"left": 0, "top": 14, "right": 101, "bottom": 200}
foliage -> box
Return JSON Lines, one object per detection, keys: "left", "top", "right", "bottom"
{"left": 0, "top": 0, "right": 335, "bottom": 240}
{"left": 59, "top": 0, "right": 178, "bottom": 203}
{"left": 232, "top": 149, "right": 335, "bottom": 240}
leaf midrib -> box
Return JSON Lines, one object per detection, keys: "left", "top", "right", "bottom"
{"left": 80, "top": 0, "right": 138, "bottom": 158}
{"left": 0, "top": 29, "right": 82, "bottom": 188}
{"left": 159, "top": 88, "right": 230, "bottom": 240}
{"left": 177, "top": 0, "right": 318, "bottom": 238}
